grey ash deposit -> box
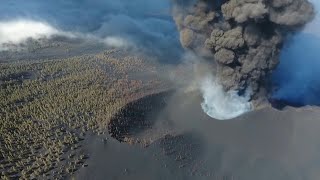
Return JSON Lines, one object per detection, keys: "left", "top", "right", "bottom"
{"left": 108, "top": 91, "right": 173, "bottom": 144}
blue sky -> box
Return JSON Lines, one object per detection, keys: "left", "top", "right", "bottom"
{"left": 304, "top": 0, "right": 320, "bottom": 36}
{"left": 272, "top": 0, "right": 320, "bottom": 105}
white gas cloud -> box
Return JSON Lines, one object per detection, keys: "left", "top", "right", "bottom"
{"left": 0, "top": 19, "right": 133, "bottom": 51}
{"left": 0, "top": 19, "right": 74, "bottom": 50}
{"left": 200, "top": 75, "right": 253, "bottom": 120}
{"left": 103, "top": 36, "right": 132, "bottom": 48}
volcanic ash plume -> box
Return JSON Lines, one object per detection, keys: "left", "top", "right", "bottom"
{"left": 172, "top": 0, "right": 315, "bottom": 107}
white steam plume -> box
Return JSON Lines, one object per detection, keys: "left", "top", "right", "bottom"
{"left": 103, "top": 36, "right": 132, "bottom": 48}
{"left": 0, "top": 19, "right": 74, "bottom": 50}
{"left": 0, "top": 19, "right": 133, "bottom": 51}
{"left": 200, "top": 75, "right": 253, "bottom": 120}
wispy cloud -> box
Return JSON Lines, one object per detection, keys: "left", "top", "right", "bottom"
{"left": 0, "top": 19, "right": 74, "bottom": 50}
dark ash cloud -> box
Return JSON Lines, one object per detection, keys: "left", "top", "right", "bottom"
{"left": 172, "top": 0, "right": 315, "bottom": 106}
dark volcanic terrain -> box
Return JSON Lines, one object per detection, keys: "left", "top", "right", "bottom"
{"left": 77, "top": 90, "right": 320, "bottom": 180}
{"left": 1, "top": 38, "right": 320, "bottom": 180}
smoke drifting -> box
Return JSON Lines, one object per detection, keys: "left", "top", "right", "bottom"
{"left": 0, "top": 0, "right": 317, "bottom": 119}
{"left": 0, "top": 20, "right": 73, "bottom": 50}
{"left": 200, "top": 74, "right": 252, "bottom": 120}
{"left": 172, "top": 0, "right": 315, "bottom": 106}
{"left": 0, "top": 0, "right": 182, "bottom": 61}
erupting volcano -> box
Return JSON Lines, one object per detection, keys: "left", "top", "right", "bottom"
{"left": 1, "top": 0, "right": 320, "bottom": 179}
{"left": 171, "top": 0, "right": 315, "bottom": 119}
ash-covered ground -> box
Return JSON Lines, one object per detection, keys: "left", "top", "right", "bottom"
{"left": 77, "top": 89, "right": 320, "bottom": 180}
{"left": 2, "top": 35, "right": 320, "bottom": 180}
